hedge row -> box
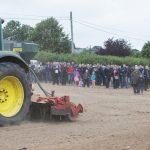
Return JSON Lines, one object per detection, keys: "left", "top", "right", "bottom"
{"left": 35, "top": 51, "right": 150, "bottom": 66}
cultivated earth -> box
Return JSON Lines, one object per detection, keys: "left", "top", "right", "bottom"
{"left": 0, "top": 84, "right": 150, "bottom": 150}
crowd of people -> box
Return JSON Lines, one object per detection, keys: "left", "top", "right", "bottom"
{"left": 29, "top": 61, "right": 150, "bottom": 94}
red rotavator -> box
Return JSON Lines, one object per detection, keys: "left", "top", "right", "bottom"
{"left": 30, "top": 95, "right": 83, "bottom": 121}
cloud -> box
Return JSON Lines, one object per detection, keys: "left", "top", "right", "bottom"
{"left": 0, "top": 0, "right": 150, "bottom": 49}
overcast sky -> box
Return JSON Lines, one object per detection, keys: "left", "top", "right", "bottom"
{"left": 1, "top": 0, "right": 150, "bottom": 50}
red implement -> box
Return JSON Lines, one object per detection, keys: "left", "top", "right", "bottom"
{"left": 30, "top": 95, "right": 83, "bottom": 121}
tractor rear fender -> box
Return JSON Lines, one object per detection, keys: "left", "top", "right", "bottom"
{"left": 0, "top": 52, "right": 29, "bottom": 72}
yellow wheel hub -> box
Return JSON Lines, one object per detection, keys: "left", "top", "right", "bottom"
{"left": 0, "top": 76, "right": 24, "bottom": 117}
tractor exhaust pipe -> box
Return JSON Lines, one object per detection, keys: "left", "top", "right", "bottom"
{"left": 0, "top": 18, "right": 4, "bottom": 51}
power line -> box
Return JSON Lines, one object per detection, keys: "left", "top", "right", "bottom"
{"left": 3, "top": 17, "right": 69, "bottom": 21}
{"left": 77, "top": 19, "right": 150, "bottom": 38}
{"left": 74, "top": 20, "right": 149, "bottom": 41}
{"left": 2, "top": 12, "right": 149, "bottom": 42}
{"left": 1, "top": 12, "right": 69, "bottom": 21}
{"left": 1, "top": 12, "right": 69, "bottom": 19}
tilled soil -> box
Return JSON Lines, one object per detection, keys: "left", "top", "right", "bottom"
{"left": 0, "top": 84, "right": 150, "bottom": 150}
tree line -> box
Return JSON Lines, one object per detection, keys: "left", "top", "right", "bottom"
{"left": 3, "top": 18, "right": 150, "bottom": 58}
{"left": 3, "top": 18, "right": 71, "bottom": 53}
{"left": 94, "top": 38, "right": 150, "bottom": 58}
{"left": 35, "top": 51, "right": 150, "bottom": 66}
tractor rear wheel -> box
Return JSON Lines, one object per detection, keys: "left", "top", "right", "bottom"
{"left": 0, "top": 62, "right": 31, "bottom": 125}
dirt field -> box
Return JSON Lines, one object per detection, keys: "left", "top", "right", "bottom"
{"left": 0, "top": 84, "right": 150, "bottom": 150}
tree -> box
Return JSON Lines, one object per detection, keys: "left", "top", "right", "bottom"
{"left": 31, "top": 17, "right": 71, "bottom": 53}
{"left": 95, "top": 46, "right": 106, "bottom": 55}
{"left": 96, "top": 38, "right": 132, "bottom": 57}
{"left": 131, "top": 49, "right": 141, "bottom": 58}
{"left": 3, "top": 20, "right": 33, "bottom": 41}
{"left": 4, "top": 20, "right": 21, "bottom": 40}
{"left": 141, "top": 41, "right": 150, "bottom": 58}
{"left": 18, "top": 24, "right": 34, "bottom": 41}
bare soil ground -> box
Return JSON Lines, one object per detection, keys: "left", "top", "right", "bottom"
{"left": 0, "top": 84, "right": 150, "bottom": 150}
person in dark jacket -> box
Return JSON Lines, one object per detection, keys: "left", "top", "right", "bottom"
{"left": 98, "top": 65, "right": 104, "bottom": 86}
{"left": 44, "top": 62, "right": 51, "bottom": 83}
{"left": 52, "top": 64, "right": 60, "bottom": 85}
{"left": 83, "top": 69, "right": 90, "bottom": 87}
{"left": 104, "top": 66, "right": 112, "bottom": 88}
{"left": 119, "top": 65, "right": 127, "bottom": 88}
{"left": 131, "top": 65, "right": 141, "bottom": 94}
{"left": 138, "top": 74, "right": 145, "bottom": 94}
{"left": 61, "top": 63, "right": 67, "bottom": 85}
{"left": 113, "top": 67, "right": 120, "bottom": 89}
{"left": 143, "top": 66, "right": 150, "bottom": 91}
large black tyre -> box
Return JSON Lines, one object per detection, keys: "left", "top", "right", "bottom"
{"left": 0, "top": 62, "right": 31, "bottom": 125}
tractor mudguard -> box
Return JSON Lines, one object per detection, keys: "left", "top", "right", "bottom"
{"left": 0, "top": 51, "right": 29, "bottom": 72}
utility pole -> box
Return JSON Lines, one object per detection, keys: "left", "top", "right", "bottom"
{"left": 0, "top": 18, "right": 4, "bottom": 51}
{"left": 70, "top": 11, "right": 74, "bottom": 53}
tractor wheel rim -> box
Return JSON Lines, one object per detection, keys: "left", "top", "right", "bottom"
{"left": 0, "top": 76, "right": 24, "bottom": 117}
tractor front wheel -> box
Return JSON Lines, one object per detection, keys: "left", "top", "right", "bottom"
{"left": 0, "top": 62, "right": 31, "bottom": 125}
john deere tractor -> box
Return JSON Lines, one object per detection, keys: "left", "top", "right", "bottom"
{"left": 0, "top": 18, "right": 83, "bottom": 125}
{"left": 0, "top": 19, "right": 31, "bottom": 125}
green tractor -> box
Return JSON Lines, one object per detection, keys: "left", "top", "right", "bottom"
{"left": 0, "top": 19, "right": 83, "bottom": 125}
{"left": 0, "top": 19, "right": 31, "bottom": 125}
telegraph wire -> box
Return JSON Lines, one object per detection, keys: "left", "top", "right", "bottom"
{"left": 1, "top": 13, "right": 149, "bottom": 42}
{"left": 3, "top": 17, "right": 69, "bottom": 21}
{"left": 0, "top": 12, "right": 69, "bottom": 19}
{"left": 76, "top": 19, "right": 150, "bottom": 38}
{"left": 74, "top": 20, "right": 149, "bottom": 41}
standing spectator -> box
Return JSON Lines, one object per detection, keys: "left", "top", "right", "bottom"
{"left": 91, "top": 71, "right": 96, "bottom": 88}
{"left": 104, "top": 66, "right": 111, "bottom": 88}
{"left": 138, "top": 74, "right": 145, "bottom": 94}
{"left": 47, "top": 62, "right": 52, "bottom": 82}
{"left": 98, "top": 65, "right": 104, "bottom": 86}
{"left": 74, "top": 69, "right": 80, "bottom": 86}
{"left": 52, "top": 65, "right": 60, "bottom": 85}
{"left": 120, "top": 65, "right": 127, "bottom": 88}
{"left": 67, "top": 64, "right": 74, "bottom": 84}
{"left": 38, "top": 63, "right": 44, "bottom": 82}
{"left": 102, "top": 65, "right": 106, "bottom": 86}
{"left": 110, "top": 65, "right": 114, "bottom": 87}
{"left": 44, "top": 62, "right": 51, "bottom": 83}
{"left": 113, "top": 67, "right": 119, "bottom": 89}
{"left": 131, "top": 65, "right": 141, "bottom": 94}
{"left": 80, "top": 64, "right": 86, "bottom": 80}
{"left": 61, "top": 63, "right": 67, "bottom": 85}
{"left": 78, "top": 78, "right": 84, "bottom": 87}
{"left": 83, "top": 69, "right": 90, "bottom": 87}
{"left": 143, "top": 66, "right": 150, "bottom": 91}
{"left": 29, "top": 63, "right": 36, "bottom": 83}
{"left": 126, "top": 66, "right": 132, "bottom": 88}
{"left": 95, "top": 65, "right": 100, "bottom": 86}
